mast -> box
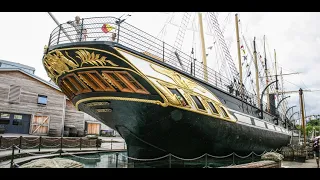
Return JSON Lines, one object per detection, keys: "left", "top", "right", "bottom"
{"left": 235, "top": 14, "right": 243, "bottom": 95}
{"left": 274, "top": 49, "right": 279, "bottom": 104}
{"left": 280, "top": 67, "right": 285, "bottom": 120}
{"left": 198, "top": 12, "right": 208, "bottom": 82}
{"left": 263, "top": 35, "right": 270, "bottom": 112}
{"left": 299, "top": 88, "right": 306, "bottom": 147}
{"left": 253, "top": 37, "right": 260, "bottom": 105}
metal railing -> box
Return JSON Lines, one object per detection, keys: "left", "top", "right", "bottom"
{"left": 1, "top": 144, "right": 282, "bottom": 168}
{"left": 47, "top": 16, "right": 285, "bottom": 120}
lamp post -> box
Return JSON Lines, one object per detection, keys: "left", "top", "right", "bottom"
{"left": 284, "top": 105, "right": 296, "bottom": 128}
{"left": 260, "top": 80, "right": 278, "bottom": 119}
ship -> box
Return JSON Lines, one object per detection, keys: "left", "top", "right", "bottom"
{"left": 42, "top": 13, "right": 294, "bottom": 162}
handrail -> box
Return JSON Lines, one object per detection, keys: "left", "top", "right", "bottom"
{"left": 46, "top": 16, "right": 286, "bottom": 121}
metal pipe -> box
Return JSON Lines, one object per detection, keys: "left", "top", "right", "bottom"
{"left": 47, "top": 12, "right": 72, "bottom": 42}
{"left": 276, "top": 96, "right": 290, "bottom": 109}
{"left": 260, "top": 80, "right": 278, "bottom": 119}
{"left": 284, "top": 105, "right": 296, "bottom": 128}
{"left": 289, "top": 111, "right": 299, "bottom": 122}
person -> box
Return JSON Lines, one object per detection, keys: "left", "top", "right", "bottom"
{"left": 313, "top": 138, "right": 319, "bottom": 168}
{"left": 111, "top": 32, "right": 117, "bottom": 41}
{"left": 67, "top": 16, "right": 87, "bottom": 42}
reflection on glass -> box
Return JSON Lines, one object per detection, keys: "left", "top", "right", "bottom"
{"left": 0, "top": 113, "right": 10, "bottom": 119}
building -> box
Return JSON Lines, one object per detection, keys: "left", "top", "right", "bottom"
{"left": 0, "top": 59, "right": 116, "bottom": 136}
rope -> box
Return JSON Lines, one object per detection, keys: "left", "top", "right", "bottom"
{"left": 63, "top": 144, "right": 80, "bottom": 148}
{"left": 234, "top": 152, "right": 254, "bottom": 159}
{"left": 14, "top": 146, "right": 59, "bottom": 156}
{"left": 41, "top": 144, "right": 61, "bottom": 148}
{"left": 21, "top": 144, "right": 40, "bottom": 149}
{"left": 2, "top": 137, "right": 20, "bottom": 141}
{"left": 0, "top": 146, "right": 13, "bottom": 151}
{"left": 206, "top": 152, "right": 234, "bottom": 159}
{"left": 62, "top": 138, "right": 80, "bottom": 142}
{"left": 0, "top": 161, "right": 12, "bottom": 167}
{"left": 22, "top": 137, "right": 40, "bottom": 142}
{"left": 43, "top": 138, "right": 60, "bottom": 142}
{"left": 119, "top": 153, "right": 170, "bottom": 161}
{"left": 253, "top": 150, "right": 267, "bottom": 157}
{"left": 62, "top": 150, "right": 101, "bottom": 160}
{"left": 171, "top": 153, "right": 206, "bottom": 161}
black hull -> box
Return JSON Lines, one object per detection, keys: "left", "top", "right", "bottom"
{"left": 78, "top": 98, "right": 290, "bottom": 159}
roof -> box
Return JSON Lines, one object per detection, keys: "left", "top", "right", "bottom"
{"left": 0, "top": 68, "right": 61, "bottom": 92}
{"left": 0, "top": 59, "right": 35, "bottom": 72}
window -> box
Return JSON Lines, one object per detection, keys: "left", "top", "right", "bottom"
{"left": 220, "top": 107, "right": 229, "bottom": 118}
{"left": 38, "top": 95, "right": 48, "bottom": 105}
{"left": 168, "top": 88, "right": 188, "bottom": 106}
{"left": 102, "top": 71, "right": 133, "bottom": 93}
{"left": 12, "top": 119, "right": 21, "bottom": 126}
{"left": 114, "top": 71, "right": 149, "bottom": 94}
{"left": 14, "top": 115, "right": 22, "bottom": 120}
{"left": 208, "top": 102, "right": 219, "bottom": 114}
{"left": 190, "top": 95, "right": 205, "bottom": 110}
{"left": 0, "top": 119, "right": 9, "bottom": 124}
{"left": 0, "top": 62, "right": 2, "bottom": 67}
{"left": 0, "top": 113, "right": 10, "bottom": 119}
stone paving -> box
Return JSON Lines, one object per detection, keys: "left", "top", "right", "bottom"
{"left": 282, "top": 159, "right": 319, "bottom": 168}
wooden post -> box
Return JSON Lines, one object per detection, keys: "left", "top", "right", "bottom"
{"left": 38, "top": 136, "right": 42, "bottom": 152}
{"left": 299, "top": 88, "right": 306, "bottom": 147}
{"left": 115, "top": 152, "right": 119, "bottom": 168}
{"left": 10, "top": 145, "right": 15, "bottom": 168}
{"left": 80, "top": 138, "right": 82, "bottom": 150}
{"left": 60, "top": 137, "right": 63, "bottom": 156}
{"left": 18, "top": 136, "right": 22, "bottom": 153}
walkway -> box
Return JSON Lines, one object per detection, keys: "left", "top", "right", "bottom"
{"left": 282, "top": 159, "right": 319, "bottom": 168}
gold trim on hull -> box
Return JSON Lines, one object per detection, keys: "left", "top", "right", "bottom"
{"left": 43, "top": 45, "right": 235, "bottom": 123}
{"left": 76, "top": 96, "right": 167, "bottom": 110}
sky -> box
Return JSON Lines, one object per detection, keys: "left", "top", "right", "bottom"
{"left": 0, "top": 12, "right": 319, "bottom": 123}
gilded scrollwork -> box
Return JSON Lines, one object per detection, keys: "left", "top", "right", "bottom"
{"left": 150, "top": 64, "right": 206, "bottom": 93}
{"left": 43, "top": 48, "right": 119, "bottom": 82}
{"left": 75, "top": 50, "right": 118, "bottom": 67}
{"left": 43, "top": 50, "right": 78, "bottom": 81}
{"left": 149, "top": 63, "right": 232, "bottom": 115}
